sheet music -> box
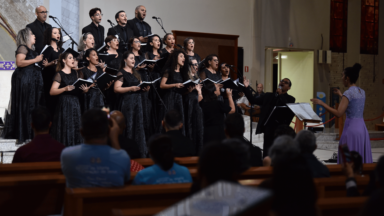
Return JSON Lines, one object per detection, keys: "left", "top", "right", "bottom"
{"left": 97, "top": 43, "right": 106, "bottom": 52}
{"left": 34, "top": 45, "right": 50, "bottom": 68}
{"left": 63, "top": 34, "right": 71, "bottom": 43}
{"left": 286, "top": 103, "right": 321, "bottom": 121}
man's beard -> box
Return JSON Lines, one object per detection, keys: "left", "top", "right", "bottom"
{"left": 138, "top": 13, "right": 144, "bottom": 20}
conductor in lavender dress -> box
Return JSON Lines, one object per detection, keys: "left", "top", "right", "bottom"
{"left": 311, "top": 63, "right": 372, "bottom": 164}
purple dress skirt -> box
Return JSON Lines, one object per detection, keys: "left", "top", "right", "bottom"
{"left": 338, "top": 86, "right": 373, "bottom": 164}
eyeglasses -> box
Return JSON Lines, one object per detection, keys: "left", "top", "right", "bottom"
{"left": 94, "top": 13, "right": 103, "bottom": 17}
{"left": 212, "top": 59, "right": 219, "bottom": 62}
{"left": 38, "top": 11, "right": 48, "bottom": 14}
{"left": 133, "top": 40, "right": 141, "bottom": 44}
{"left": 112, "top": 39, "right": 120, "bottom": 42}
{"left": 280, "top": 80, "right": 290, "bottom": 85}
{"left": 188, "top": 42, "right": 195, "bottom": 45}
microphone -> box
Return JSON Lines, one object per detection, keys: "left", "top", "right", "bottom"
{"left": 176, "top": 44, "right": 183, "bottom": 49}
{"left": 152, "top": 16, "right": 160, "bottom": 19}
{"left": 225, "top": 64, "right": 234, "bottom": 67}
{"left": 275, "top": 86, "right": 282, "bottom": 97}
{"left": 49, "top": 15, "right": 56, "bottom": 19}
{"left": 107, "top": 19, "right": 113, "bottom": 24}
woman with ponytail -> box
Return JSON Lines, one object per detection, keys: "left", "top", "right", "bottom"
{"left": 132, "top": 134, "right": 192, "bottom": 185}
{"left": 114, "top": 51, "right": 150, "bottom": 158}
{"left": 311, "top": 63, "right": 372, "bottom": 163}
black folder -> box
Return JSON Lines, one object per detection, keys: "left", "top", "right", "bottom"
{"left": 137, "top": 77, "right": 161, "bottom": 89}
{"left": 72, "top": 78, "right": 93, "bottom": 91}
{"left": 98, "top": 54, "right": 117, "bottom": 63}
{"left": 63, "top": 47, "right": 80, "bottom": 58}
{"left": 95, "top": 72, "right": 121, "bottom": 91}
{"left": 219, "top": 78, "right": 240, "bottom": 90}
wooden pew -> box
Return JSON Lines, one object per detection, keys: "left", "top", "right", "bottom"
{"left": 315, "top": 176, "right": 370, "bottom": 198}
{"left": 133, "top": 157, "right": 199, "bottom": 168}
{"left": 111, "top": 207, "right": 166, "bottom": 216}
{"left": 0, "top": 161, "right": 62, "bottom": 177}
{"left": 317, "top": 197, "right": 368, "bottom": 216}
{"left": 64, "top": 183, "right": 192, "bottom": 216}
{"left": 0, "top": 174, "right": 65, "bottom": 216}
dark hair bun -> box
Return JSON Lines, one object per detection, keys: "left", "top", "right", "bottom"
{"left": 352, "top": 63, "right": 362, "bottom": 72}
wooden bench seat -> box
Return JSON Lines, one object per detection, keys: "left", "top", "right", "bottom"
{"left": 0, "top": 161, "right": 62, "bottom": 177}
{"left": 317, "top": 196, "right": 368, "bottom": 216}
{"left": 315, "top": 176, "right": 370, "bottom": 198}
{"left": 0, "top": 174, "right": 66, "bottom": 215}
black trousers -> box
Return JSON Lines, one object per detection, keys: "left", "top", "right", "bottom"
{"left": 261, "top": 123, "right": 279, "bottom": 158}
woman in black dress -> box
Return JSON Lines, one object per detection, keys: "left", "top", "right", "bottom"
{"left": 50, "top": 52, "right": 91, "bottom": 146}
{"left": 184, "top": 57, "right": 204, "bottom": 153}
{"left": 161, "top": 33, "right": 175, "bottom": 55}
{"left": 199, "top": 54, "right": 221, "bottom": 81}
{"left": 3, "top": 27, "right": 45, "bottom": 143}
{"left": 41, "top": 27, "right": 63, "bottom": 116}
{"left": 183, "top": 37, "right": 201, "bottom": 63}
{"left": 114, "top": 52, "right": 150, "bottom": 158}
{"left": 144, "top": 34, "right": 164, "bottom": 79}
{"left": 82, "top": 48, "right": 114, "bottom": 111}
{"left": 199, "top": 81, "right": 235, "bottom": 144}
{"left": 77, "top": 32, "right": 95, "bottom": 68}
{"left": 159, "top": 49, "right": 190, "bottom": 134}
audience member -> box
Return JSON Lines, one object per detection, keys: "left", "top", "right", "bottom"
{"left": 274, "top": 124, "right": 296, "bottom": 139}
{"left": 295, "top": 130, "right": 330, "bottom": 178}
{"left": 162, "top": 110, "right": 196, "bottom": 157}
{"left": 224, "top": 113, "right": 262, "bottom": 166}
{"left": 110, "top": 110, "right": 144, "bottom": 172}
{"left": 12, "top": 107, "right": 64, "bottom": 163}
{"left": 263, "top": 134, "right": 299, "bottom": 166}
{"left": 109, "top": 110, "right": 141, "bottom": 159}
{"left": 61, "top": 109, "right": 131, "bottom": 188}
{"left": 132, "top": 135, "right": 192, "bottom": 185}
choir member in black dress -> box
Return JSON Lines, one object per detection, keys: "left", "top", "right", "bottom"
{"left": 26, "top": 6, "right": 52, "bottom": 54}
{"left": 219, "top": 63, "right": 230, "bottom": 81}
{"left": 127, "top": 5, "right": 152, "bottom": 42}
{"left": 161, "top": 33, "right": 175, "bottom": 56}
{"left": 82, "top": 48, "right": 113, "bottom": 111}
{"left": 183, "top": 37, "right": 201, "bottom": 63}
{"left": 106, "top": 10, "right": 133, "bottom": 53}
{"left": 3, "top": 28, "right": 45, "bottom": 143}
{"left": 184, "top": 58, "right": 204, "bottom": 153}
{"left": 77, "top": 32, "right": 95, "bottom": 67}
{"left": 159, "top": 49, "right": 190, "bottom": 135}
{"left": 50, "top": 52, "right": 91, "bottom": 146}
{"left": 103, "top": 35, "right": 122, "bottom": 110}
{"left": 199, "top": 54, "right": 221, "bottom": 81}
{"left": 82, "top": 8, "right": 105, "bottom": 51}
{"left": 114, "top": 52, "right": 150, "bottom": 157}
{"left": 199, "top": 82, "right": 235, "bottom": 144}
{"left": 41, "top": 27, "right": 63, "bottom": 116}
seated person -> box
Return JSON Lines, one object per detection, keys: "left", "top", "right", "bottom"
{"left": 294, "top": 130, "right": 330, "bottom": 178}
{"left": 224, "top": 113, "right": 262, "bottom": 166}
{"left": 61, "top": 109, "right": 131, "bottom": 188}
{"left": 162, "top": 109, "right": 196, "bottom": 157}
{"left": 263, "top": 135, "right": 300, "bottom": 167}
{"left": 132, "top": 135, "right": 192, "bottom": 185}
{"left": 109, "top": 110, "right": 144, "bottom": 172}
{"left": 263, "top": 125, "right": 296, "bottom": 166}
{"left": 12, "top": 107, "right": 65, "bottom": 163}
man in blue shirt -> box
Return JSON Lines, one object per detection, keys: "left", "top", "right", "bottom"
{"left": 61, "top": 109, "right": 131, "bottom": 188}
{"left": 132, "top": 135, "right": 192, "bottom": 185}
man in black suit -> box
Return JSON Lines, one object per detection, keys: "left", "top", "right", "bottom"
{"left": 162, "top": 110, "right": 196, "bottom": 157}
{"left": 82, "top": 8, "right": 105, "bottom": 51}
{"left": 127, "top": 5, "right": 152, "bottom": 43}
{"left": 242, "top": 78, "right": 296, "bottom": 157}
{"left": 107, "top": 11, "right": 134, "bottom": 53}
{"left": 26, "top": 6, "right": 52, "bottom": 54}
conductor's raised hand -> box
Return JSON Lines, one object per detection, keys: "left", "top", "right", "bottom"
{"left": 35, "top": 54, "right": 44, "bottom": 63}
{"left": 79, "top": 84, "right": 91, "bottom": 93}
{"left": 243, "top": 76, "right": 250, "bottom": 88}
{"left": 65, "top": 85, "right": 75, "bottom": 91}
{"left": 333, "top": 88, "right": 342, "bottom": 97}
{"left": 310, "top": 98, "right": 324, "bottom": 106}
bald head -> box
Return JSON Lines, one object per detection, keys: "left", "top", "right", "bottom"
{"left": 257, "top": 83, "right": 264, "bottom": 93}
{"left": 35, "top": 6, "right": 47, "bottom": 22}
{"left": 110, "top": 110, "right": 126, "bottom": 133}
{"left": 135, "top": 5, "right": 146, "bottom": 20}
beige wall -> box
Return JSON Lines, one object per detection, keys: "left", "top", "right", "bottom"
{"left": 79, "top": 0, "right": 255, "bottom": 81}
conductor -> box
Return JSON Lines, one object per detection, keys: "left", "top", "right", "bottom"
{"left": 242, "top": 78, "right": 296, "bottom": 157}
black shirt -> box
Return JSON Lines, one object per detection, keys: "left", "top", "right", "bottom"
{"left": 165, "top": 130, "right": 196, "bottom": 157}
{"left": 302, "top": 153, "right": 330, "bottom": 178}
{"left": 199, "top": 100, "right": 231, "bottom": 127}
{"left": 135, "top": 18, "right": 148, "bottom": 36}
{"left": 82, "top": 22, "right": 105, "bottom": 51}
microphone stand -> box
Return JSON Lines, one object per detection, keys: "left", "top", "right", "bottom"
{"left": 154, "top": 18, "right": 167, "bottom": 34}
{"left": 143, "top": 67, "right": 168, "bottom": 112}
{"left": 108, "top": 21, "right": 129, "bottom": 52}
{"left": 50, "top": 17, "right": 78, "bottom": 49}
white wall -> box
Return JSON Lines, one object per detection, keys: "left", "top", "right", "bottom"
{"left": 79, "top": 0, "right": 254, "bottom": 80}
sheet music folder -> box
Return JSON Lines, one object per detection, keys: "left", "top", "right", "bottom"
{"left": 264, "top": 106, "right": 292, "bottom": 126}
{"left": 286, "top": 103, "right": 321, "bottom": 122}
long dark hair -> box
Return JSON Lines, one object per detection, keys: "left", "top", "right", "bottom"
{"left": 202, "top": 81, "right": 218, "bottom": 102}
{"left": 149, "top": 135, "right": 174, "bottom": 171}
{"left": 84, "top": 48, "right": 98, "bottom": 66}
{"left": 198, "top": 54, "right": 218, "bottom": 73}
{"left": 43, "top": 27, "right": 63, "bottom": 49}
{"left": 128, "top": 37, "right": 143, "bottom": 55}
{"left": 119, "top": 51, "right": 141, "bottom": 81}
{"left": 183, "top": 37, "right": 193, "bottom": 52}
{"left": 344, "top": 63, "right": 362, "bottom": 84}
{"left": 162, "top": 49, "right": 190, "bottom": 82}
{"left": 56, "top": 52, "right": 72, "bottom": 72}
{"left": 144, "top": 34, "right": 163, "bottom": 53}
